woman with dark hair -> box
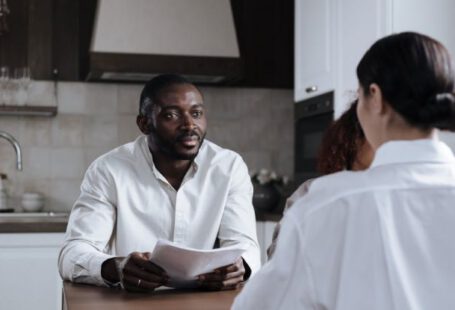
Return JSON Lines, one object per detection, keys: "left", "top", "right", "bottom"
{"left": 233, "top": 32, "right": 455, "bottom": 309}
{"left": 267, "top": 100, "right": 374, "bottom": 258}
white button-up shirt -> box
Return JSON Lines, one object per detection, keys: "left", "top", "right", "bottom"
{"left": 58, "top": 136, "right": 260, "bottom": 286}
{"left": 233, "top": 139, "right": 455, "bottom": 310}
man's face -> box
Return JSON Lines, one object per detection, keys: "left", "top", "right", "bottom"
{"left": 143, "top": 84, "right": 207, "bottom": 160}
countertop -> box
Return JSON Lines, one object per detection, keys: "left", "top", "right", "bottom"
{"left": 63, "top": 282, "right": 240, "bottom": 310}
{"left": 0, "top": 212, "right": 69, "bottom": 233}
{"left": 0, "top": 209, "right": 281, "bottom": 234}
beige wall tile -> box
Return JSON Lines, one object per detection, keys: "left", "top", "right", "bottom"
{"left": 20, "top": 117, "right": 52, "bottom": 147}
{"left": 118, "top": 84, "right": 142, "bottom": 114}
{"left": 0, "top": 117, "right": 21, "bottom": 135}
{"left": 48, "top": 179, "right": 82, "bottom": 211}
{"left": 23, "top": 146, "right": 52, "bottom": 179}
{"left": 52, "top": 114, "right": 85, "bottom": 147}
{"left": 117, "top": 115, "right": 141, "bottom": 145}
{"left": 58, "top": 82, "right": 87, "bottom": 114}
{"left": 84, "top": 83, "right": 118, "bottom": 115}
{"left": 59, "top": 82, "right": 118, "bottom": 115}
{"left": 240, "top": 151, "right": 273, "bottom": 174}
{"left": 51, "top": 148, "right": 85, "bottom": 179}
{"left": 82, "top": 115, "right": 119, "bottom": 148}
{"left": 27, "top": 81, "right": 57, "bottom": 107}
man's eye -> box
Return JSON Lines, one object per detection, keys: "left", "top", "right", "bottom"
{"left": 192, "top": 111, "right": 203, "bottom": 118}
{"left": 164, "top": 112, "right": 178, "bottom": 119}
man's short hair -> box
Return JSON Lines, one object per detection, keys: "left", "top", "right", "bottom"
{"left": 139, "top": 74, "right": 194, "bottom": 117}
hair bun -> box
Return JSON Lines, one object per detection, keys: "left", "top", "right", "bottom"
{"left": 416, "top": 92, "right": 455, "bottom": 130}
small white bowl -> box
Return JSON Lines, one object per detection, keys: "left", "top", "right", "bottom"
{"left": 22, "top": 192, "right": 44, "bottom": 200}
{"left": 21, "top": 192, "right": 45, "bottom": 212}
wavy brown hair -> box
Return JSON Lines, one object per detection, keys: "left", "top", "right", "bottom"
{"left": 317, "top": 100, "right": 365, "bottom": 174}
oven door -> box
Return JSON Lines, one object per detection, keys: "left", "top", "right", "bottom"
{"left": 294, "top": 92, "right": 334, "bottom": 184}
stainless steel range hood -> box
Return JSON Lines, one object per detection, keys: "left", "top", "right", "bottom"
{"left": 87, "top": 0, "right": 242, "bottom": 83}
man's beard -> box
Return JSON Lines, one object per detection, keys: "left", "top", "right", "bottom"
{"left": 154, "top": 130, "right": 206, "bottom": 160}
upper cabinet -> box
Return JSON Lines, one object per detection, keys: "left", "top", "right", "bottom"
{"left": 0, "top": 0, "right": 293, "bottom": 88}
{"left": 391, "top": 0, "right": 455, "bottom": 54}
{"left": 294, "top": 0, "right": 335, "bottom": 102}
{"left": 334, "top": 0, "right": 388, "bottom": 115}
{"left": 0, "top": 0, "right": 81, "bottom": 81}
{"left": 295, "top": 0, "right": 455, "bottom": 115}
{"left": 231, "top": 0, "right": 294, "bottom": 88}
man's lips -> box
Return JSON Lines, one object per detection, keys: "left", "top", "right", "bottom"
{"left": 177, "top": 135, "right": 200, "bottom": 147}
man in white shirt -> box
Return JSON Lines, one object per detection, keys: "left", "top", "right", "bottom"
{"left": 58, "top": 74, "right": 260, "bottom": 292}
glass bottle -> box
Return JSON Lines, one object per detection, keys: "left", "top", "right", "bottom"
{"left": 0, "top": 173, "right": 9, "bottom": 210}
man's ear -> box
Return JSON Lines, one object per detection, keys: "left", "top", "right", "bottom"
{"left": 136, "top": 115, "right": 153, "bottom": 134}
{"left": 368, "top": 83, "right": 386, "bottom": 115}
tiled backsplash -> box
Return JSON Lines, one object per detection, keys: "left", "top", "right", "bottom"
{"left": 0, "top": 82, "right": 294, "bottom": 212}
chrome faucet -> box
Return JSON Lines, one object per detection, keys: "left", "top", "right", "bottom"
{"left": 0, "top": 131, "right": 22, "bottom": 171}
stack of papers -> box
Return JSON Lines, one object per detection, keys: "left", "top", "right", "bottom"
{"left": 150, "top": 239, "right": 247, "bottom": 287}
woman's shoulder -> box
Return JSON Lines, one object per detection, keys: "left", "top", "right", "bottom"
{"left": 287, "top": 170, "right": 372, "bottom": 218}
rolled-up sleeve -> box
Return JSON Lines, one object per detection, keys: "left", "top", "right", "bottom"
{"left": 218, "top": 157, "right": 261, "bottom": 275}
{"left": 58, "top": 160, "right": 117, "bottom": 286}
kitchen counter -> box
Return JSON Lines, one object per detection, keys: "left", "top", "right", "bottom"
{"left": 0, "top": 212, "right": 69, "bottom": 233}
{"left": 63, "top": 282, "right": 241, "bottom": 310}
{"left": 0, "top": 210, "right": 280, "bottom": 234}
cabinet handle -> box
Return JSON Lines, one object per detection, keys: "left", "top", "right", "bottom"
{"left": 305, "top": 86, "right": 318, "bottom": 93}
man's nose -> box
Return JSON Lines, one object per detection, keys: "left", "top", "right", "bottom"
{"left": 181, "top": 113, "right": 196, "bottom": 129}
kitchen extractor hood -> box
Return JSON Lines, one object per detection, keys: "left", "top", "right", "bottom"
{"left": 87, "top": 0, "right": 242, "bottom": 83}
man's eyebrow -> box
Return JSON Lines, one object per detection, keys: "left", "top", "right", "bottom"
{"left": 191, "top": 103, "right": 205, "bottom": 109}
{"left": 159, "top": 105, "right": 180, "bottom": 111}
{"left": 158, "top": 101, "right": 205, "bottom": 110}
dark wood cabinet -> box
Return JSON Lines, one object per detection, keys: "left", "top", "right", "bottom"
{"left": 0, "top": 0, "right": 81, "bottom": 81}
{"left": 231, "top": 0, "right": 294, "bottom": 88}
{"left": 0, "top": 0, "right": 293, "bottom": 88}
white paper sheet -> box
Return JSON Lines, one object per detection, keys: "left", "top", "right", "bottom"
{"left": 149, "top": 239, "right": 247, "bottom": 286}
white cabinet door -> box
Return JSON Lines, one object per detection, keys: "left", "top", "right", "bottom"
{"left": 256, "top": 221, "right": 277, "bottom": 265}
{"left": 334, "top": 0, "right": 455, "bottom": 117}
{"left": 294, "top": 0, "right": 335, "bottom": 102}
{"left": 0, "top": 233, "right": 64, "bottom": 310}
{"left": 334, "top": 0, "right": 389, "bottom": 117}
{"left": 392, "top": 0, "right": 455, "bottom": 57}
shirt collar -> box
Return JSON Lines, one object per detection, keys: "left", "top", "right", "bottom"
{"left": 192, "top": 140, "right": 206, "bottom": 171}
{"left": 370, "top": 138, "right": 455, "bottom": 168}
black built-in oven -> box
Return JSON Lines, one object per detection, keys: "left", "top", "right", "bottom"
{"left": 294, "top": 91, "right": 334, "bottom": 184}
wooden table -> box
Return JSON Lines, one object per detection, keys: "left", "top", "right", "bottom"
{"left": 63, "top": 282, "right": 241, "bottom": 310}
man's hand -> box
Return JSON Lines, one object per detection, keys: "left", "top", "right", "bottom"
{"left": 197, "top": 257, "right": 246, "bottom": 291}
{"left": 101, "top": 252, "right": 169, "bottom": 292}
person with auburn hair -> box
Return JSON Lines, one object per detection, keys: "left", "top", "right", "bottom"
{"left": 267, "top": 100, "right": 374, "bottom": 258}
{"left": 317, "top": 100, "right": 373, "bottom": 174}
{"left": 233, "top": 32, "right": 455, "bottom": 309}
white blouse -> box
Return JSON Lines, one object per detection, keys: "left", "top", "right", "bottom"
{"left": 59, "top": 136, "right": 260, "bottom": 286}
{"left": 233, "top": 139, "right": 455, "bottom": 310}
